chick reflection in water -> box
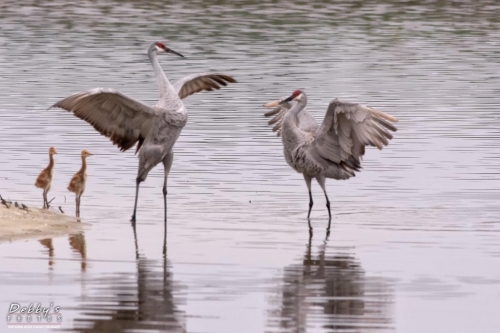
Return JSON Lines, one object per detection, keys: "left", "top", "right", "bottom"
{"left": 69, "top": 233, "right": 87, "bottom": 271}
{"left": 39, "top": 238, "right": 54, "bottom": 268}
{"left": 267, "top": 222, "right": 393, "bottom": 331}
{"left": 38, "top": 233, "right": 86, "bottom": 271}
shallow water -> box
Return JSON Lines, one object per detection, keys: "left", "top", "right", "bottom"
{"left": 1, "top": 0, "right": 500, "bottom": 332}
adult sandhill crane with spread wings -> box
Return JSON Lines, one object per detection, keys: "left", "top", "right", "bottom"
{"left": 263, "top": 90, "right": 398, "bottom": 219}
{"left": 51, "top": 41, "right": 236, "bottom": 224}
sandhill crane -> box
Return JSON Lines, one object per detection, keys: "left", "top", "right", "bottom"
{"left": 35, "top": 147, "right": 58, "bottom": 209}
{"left": 50, "top": 41, "right": 236, "bottom": 224}
{"left": 68, "top": 150, "right": 93, "bottom": 218}
{"left": 263, "top": 90, "right": 398, "bottom": 219}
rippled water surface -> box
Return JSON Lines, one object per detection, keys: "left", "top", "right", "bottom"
{"left": 1, "top": 1, "right": 500, "bottom": 332}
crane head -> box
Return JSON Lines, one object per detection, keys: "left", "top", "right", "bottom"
{"left": 280, "top": 90, "right": 304, "bottom": 104}
{"left": 81, "top": 150, "right": 93, "bottom": 158}
{"left": 154, "top": 42, "right": 184, "bottom": 58}
{"left": 48, "top": 147, "right": 58, "bottom": 155}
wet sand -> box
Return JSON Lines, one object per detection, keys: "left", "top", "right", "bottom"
{"left": 0, "top": 204, "right": 86, "bottom": 243}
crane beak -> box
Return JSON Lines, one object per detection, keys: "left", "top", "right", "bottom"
{"left": 279, "top": 95, "right": 294, "bottom": 105}
{"left": 263, "top": 100, "right": 281, "bottom": 108}
{"left": 165, "top": 47, "right": 184, "bottom": 58}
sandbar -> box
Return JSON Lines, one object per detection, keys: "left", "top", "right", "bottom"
{"left": 0, "top": 204, "right": 86, "bottom": 243}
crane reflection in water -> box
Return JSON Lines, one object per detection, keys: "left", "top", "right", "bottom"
{"left": 66, "top": 222, "right": 186, "bottom": 333}
{"left": 267, "top": 221, "right": 394, "bottom": 332}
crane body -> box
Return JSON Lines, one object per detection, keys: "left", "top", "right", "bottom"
{"left": 51, "top": 42, "right": 236, "bottom": 223}
{"left": 264, "top": 90, "right": 398, "bottom": 219}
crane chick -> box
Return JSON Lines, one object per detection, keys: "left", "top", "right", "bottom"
{"left": 68, "top": 150, "right": 93, "bottom": 218}
{"left": 35, "top": 147, "right": 58, "bottom": 209}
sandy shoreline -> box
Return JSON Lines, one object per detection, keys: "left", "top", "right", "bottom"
{"left": 0, "top": 204, "right": 87, "bottom": 243}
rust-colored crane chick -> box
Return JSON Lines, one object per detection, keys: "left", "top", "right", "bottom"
{"left": 35, "top": 147, "right": 58, "bottom": 209}
{"left": 68, "top": 150, "right": 93, "bottom": 217}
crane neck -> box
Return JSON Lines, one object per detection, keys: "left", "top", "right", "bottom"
{"left": 287, "top": 99, "right": 307, "bottom": 118}
{"left": 281, "top": 98, "right": 308, "bottom": 135}
{"left": 78, "top": 156, "right": 87, "bottom": 174}
{"left": 48, "top": 154, "right": 55, "bottom": 170}
{"left": 148, "top": 50, "right": 177, "bottom": 101}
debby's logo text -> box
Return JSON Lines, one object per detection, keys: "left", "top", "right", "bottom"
{"left": 6, "top": 302, "right": 62, "bottom": 328}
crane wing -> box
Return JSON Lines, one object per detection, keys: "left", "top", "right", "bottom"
{"left": 50, "top": 88, "right": 158, "bottom": 152}
{"left": 263, "top": 100, "right": 319, "bottom": 137}
{"left": 314, "top": 99, "right": 398, "bottom": 172}
{"left": 173, "top": 73, "right": 236, "bottom": 100}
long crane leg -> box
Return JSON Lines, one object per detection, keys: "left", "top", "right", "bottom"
{"left": 131, "top": 178, "right": 142, "bottom": 222}
{"left": 303, "top": 174, "right": 313, "bottom": 218}
{"left": 316, "top": 175, "right": 331, "bottom": 219}
{"left": 162, "top": 152, "right": 174, "bottom": 229}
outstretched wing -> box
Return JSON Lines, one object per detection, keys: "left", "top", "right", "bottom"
{"left": 314, "top": 98, "right": 398, "bottom": 172}
{"left": 263, "top": 99, "right": 319, "bottom": 137}
{"left": 173, "top": 73, "right": 237, "bottom": 100}
{"left": 50, "top": 88, "right": 158, "bottom": 152}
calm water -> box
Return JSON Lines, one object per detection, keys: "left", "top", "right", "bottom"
{"left": 1, "top": 1, "right": 500, "bottom": 332}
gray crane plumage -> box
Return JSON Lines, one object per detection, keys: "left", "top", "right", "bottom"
{"left": 51, "top": 42, "right": 236, "bottom": 223}
{"left": 264, "top": 90, "right": 398, "bottom": 219}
